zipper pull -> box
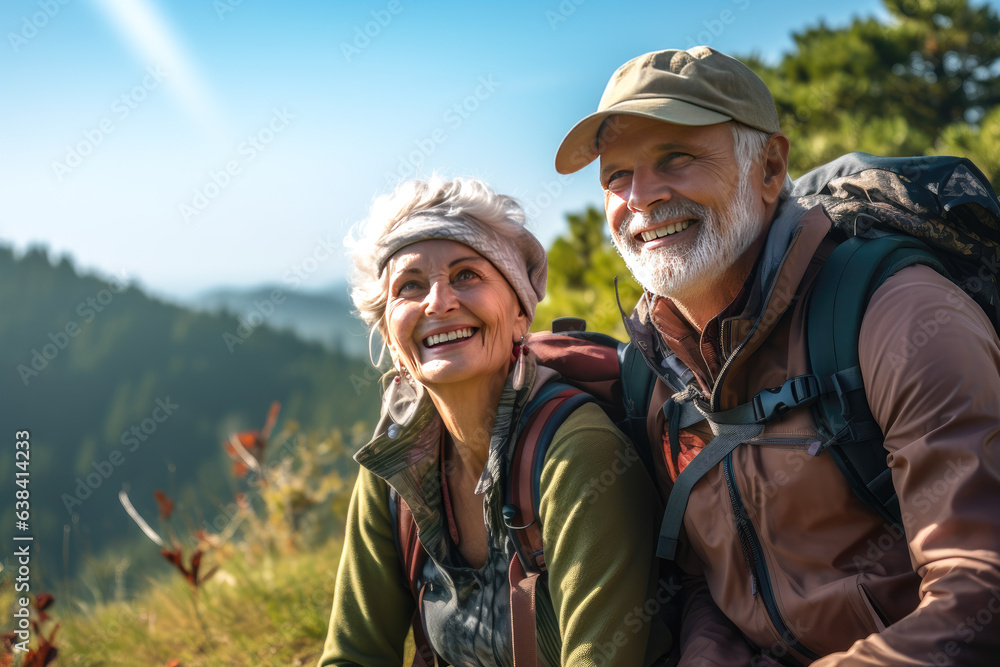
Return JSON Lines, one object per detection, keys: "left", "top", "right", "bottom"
{"left": 750, "top": 571, "right": 758, "bottom": 598}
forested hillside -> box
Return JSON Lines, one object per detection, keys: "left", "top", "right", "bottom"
{"left": 537, "top": 0, "right": 1000, "bottom": 334}
{"left": 0, "top": 246, "right": 380, "bottom": 587}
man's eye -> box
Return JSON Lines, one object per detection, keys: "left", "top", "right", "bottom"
{"left": 661, "top": 153, "right": 693, "bottom": 168}
{"left": 604, "top": 170, "right": 629, "bottom": 189}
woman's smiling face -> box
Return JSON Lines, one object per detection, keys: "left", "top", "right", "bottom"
{"left": 384, "top": 239, "right": 527, "bottom": 392}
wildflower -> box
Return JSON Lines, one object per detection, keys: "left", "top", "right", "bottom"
{"left": 160, "top": 547, "right": 219, "bottom": 592}
{"left": 154, "top": 489, "right": 174, "bottom": 520}
{"left": 34, "top": 594, "right": 54, "bottom": 623}
{"left": 224, "top": 401, "right": 280, "bottom": 477}
{"left": 1, "top": 595, "right": 60, "bottom": 667}
{"left": 21, "top": 623, "right": 58, "bottom": 667}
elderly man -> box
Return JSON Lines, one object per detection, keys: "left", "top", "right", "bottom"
{"left": 555, "top": 47, "right": 1000, "bottom": 665}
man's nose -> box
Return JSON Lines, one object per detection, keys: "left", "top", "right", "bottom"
{"left": 627, "top": 168, "right": 670, "bottom": 213}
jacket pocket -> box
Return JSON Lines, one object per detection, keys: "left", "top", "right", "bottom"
{"left": 857, "top": 582, "right": 888, "bottom": 632}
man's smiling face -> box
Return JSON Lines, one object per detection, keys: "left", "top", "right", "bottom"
{"left": 600, "top": 116, "right": 767, "bottom": 299}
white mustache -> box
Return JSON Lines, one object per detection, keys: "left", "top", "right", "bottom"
{"left": 625, "top": 201, "right": 708, "bottom": 237}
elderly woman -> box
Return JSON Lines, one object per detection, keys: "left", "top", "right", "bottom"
{"left": 319, "top": 177, "right": 668, "bottom": 666}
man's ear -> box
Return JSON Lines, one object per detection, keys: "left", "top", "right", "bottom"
{"left": 760, "top": 132, "right": 790, "bottom": 206}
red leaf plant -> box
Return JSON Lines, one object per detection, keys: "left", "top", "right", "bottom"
{"left": 21, "top": 624, "right": 58, "bottom": 667}
{"left": 224, "top": 402, "right": 280, "bottom": 478}
{"left": 153, "top": 489, "right": 174, "bottom": 521}
{"left": 120, "top": 489, "right": 221, "bottom": 594}
{"left": 160, "top": 546, "right": 219, "bottom": 594}
{"left": 1, "top": 594, "right": 60, "bottom": 667}
{"left": 34, "top": 594, "right": 54, "bottom": 623}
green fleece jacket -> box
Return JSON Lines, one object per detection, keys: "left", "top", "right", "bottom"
{"left": 318, "top": 398, "right": 667, "bottom": 666}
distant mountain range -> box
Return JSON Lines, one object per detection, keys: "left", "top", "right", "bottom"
{"left": 179, "top": 284, "right": 371, "bottom": 360}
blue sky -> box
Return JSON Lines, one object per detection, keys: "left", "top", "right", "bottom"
{"left": 3, "top": 0, "right": 976, "bottom": 299}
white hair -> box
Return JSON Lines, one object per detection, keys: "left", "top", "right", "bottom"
{"left": 613, "top": 121, "right": 789, "bottom": 299}
{"left": 346, "top": 176, "right": 531, "bottom": 336}
{"left": 730, "top": 122, "right": 793, "bottom": 200}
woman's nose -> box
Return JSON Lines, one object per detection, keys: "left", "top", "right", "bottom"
{"left": 424, "top": 279, "right": 458, "bottom": 316}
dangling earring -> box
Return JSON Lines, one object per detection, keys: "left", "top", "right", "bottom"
{"left": 512, "top": 334, "right": 528, "bottom": 391}
{"left": 386, "top": 362, "right": 422, "bottom": 426}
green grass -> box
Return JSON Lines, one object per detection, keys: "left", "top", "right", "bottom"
{"left": 2, "top": 424, "right": 378, "bottom": 667}
{"left": 52, "top": 539, "right": 344, "bottom": 667}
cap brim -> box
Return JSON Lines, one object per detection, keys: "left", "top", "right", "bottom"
{"left": 554, "top": 98, "right": 732, "bottom": 174}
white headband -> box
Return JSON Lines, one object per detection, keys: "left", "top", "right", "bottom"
{"left": 374, "top": 213, "right": 547, "bottom": 322}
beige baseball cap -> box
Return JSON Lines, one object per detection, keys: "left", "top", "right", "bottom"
{"left": 555, "top": 46, "right": 780, "bottom": 174}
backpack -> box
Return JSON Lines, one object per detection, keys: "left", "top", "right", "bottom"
{"left": 657, "top": 153, "right": 1000, "bottom": 561}
{"left": 390, "top": 328, "right": 661, "bottom": 666}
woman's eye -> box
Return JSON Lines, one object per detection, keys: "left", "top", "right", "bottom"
{"left": 455, "top": 269, "right": 478, "bottom": 282}
{"left": 397, "top": 280, "right": 420, "bottom": 295}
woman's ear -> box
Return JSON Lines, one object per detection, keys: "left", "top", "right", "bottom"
{"left": 383, "top": 329, "right": 398, "bottom": 364}
{"left": 513, "top": 309, "right": 530, "bottom": 342}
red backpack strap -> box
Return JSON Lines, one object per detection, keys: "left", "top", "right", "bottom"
{"left": 391, "top": 491, "right": 438, "bottom": 666}
{"left": 393, "top": 493, "right": 424, "bottom": 598}
{"left": 505, "top": 383, "right": 595, "bottom": 666}
{"left": 509, "top": 553, "right": 540, "bottom": 667}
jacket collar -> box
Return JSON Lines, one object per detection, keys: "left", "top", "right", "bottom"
{"left": 625, "top": 199, "right": 833, "bottom": 402}
{"left": 354, "top": 354, "right": 541, "bottom": 560}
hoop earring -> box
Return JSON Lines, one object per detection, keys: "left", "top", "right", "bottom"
{"left": 512, "top": 334, "right": 527, "bottom": 391}
{"left": 368, "top": 326, "right": 387, "bottom": 369}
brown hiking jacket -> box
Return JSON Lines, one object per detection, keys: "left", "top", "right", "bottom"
{"left": 629, "top": 203, "right": 1000, "bottom": 665}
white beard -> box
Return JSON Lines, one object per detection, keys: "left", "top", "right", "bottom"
{"left": 611, "top": 167, "right": 764, "bottom": 299}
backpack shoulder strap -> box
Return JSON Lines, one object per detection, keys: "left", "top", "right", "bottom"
{"left": 389, "top": 488, "right": 437, "bottom": 666}
{"left": 616, "top": 340, "right": 661, "bottom": 472}
{"left": 505, "top": 380, "right": 594, "bottom": 573}
{"left": 655, "top": 234, "right": 949, "bottom": 560}
{"left": 390, "top": 487, "right": 424, "bottom": 599}
{"left": 807, "top": 233, "right": 946, "bottom": 526}
{"left": 505, "top": 380, "right": 593, "bottom": 667}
